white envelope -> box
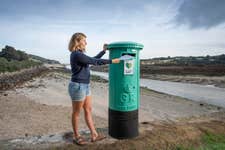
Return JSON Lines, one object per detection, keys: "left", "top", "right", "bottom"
{"left": 119, "top": 55, "right": 134, "bottom": 60}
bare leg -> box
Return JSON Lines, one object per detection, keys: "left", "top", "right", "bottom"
{"left": 83, "top": 95, "right": 98, "bottom": 139}
{"left": 72, "top": 101, "right": 84, "bottom": 138}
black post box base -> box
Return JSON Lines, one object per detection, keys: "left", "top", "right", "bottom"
{"left": 109, "top": 108, "right": 138, "bottom": 139}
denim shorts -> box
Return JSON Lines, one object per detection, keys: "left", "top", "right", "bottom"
{"left": 68, "top": 81, "right": 91, "bottom": 101}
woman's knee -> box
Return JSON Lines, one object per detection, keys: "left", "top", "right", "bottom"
{"left": 72, "top": 106, "right": 82, "bottom": 117}
{"left": 83, "top": 105, "right": 92, "bottom": 113}
{"left": 72, "top": 110, "right": 80, "bottom": 118}
{"left": 72, "top": 101, "right": 84, "bottom": 114}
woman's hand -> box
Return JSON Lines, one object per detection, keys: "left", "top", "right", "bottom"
{"left": 112, "top": 58, "right": 120, "bottom": 63}
{"left": 103, "top": 44, "right": 108, "bottom": 51}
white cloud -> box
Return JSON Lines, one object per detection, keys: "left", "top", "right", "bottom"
{"left": 0, "top": 0, "right": 224, "bottom": 63}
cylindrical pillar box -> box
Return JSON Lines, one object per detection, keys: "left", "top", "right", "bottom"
{"left": 107, "top": 41, "right": 143, "bottom": 139}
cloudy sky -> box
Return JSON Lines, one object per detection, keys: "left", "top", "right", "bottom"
{"left": 0, "top": 0, "right": 225, "bottom": 63}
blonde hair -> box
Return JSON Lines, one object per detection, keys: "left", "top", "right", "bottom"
{"left": 68, "top": 32, "right": 87, "bottom": 52}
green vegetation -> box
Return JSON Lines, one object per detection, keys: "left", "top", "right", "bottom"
{"left": 0, "top": 45, "right": 29, "bottom": 61}
{"left": 0, "top": 45, "right": 59, "bottom": 73}
{"left": 199, "top": 132, "right": 225, "bottom": 150}
{"left": 0, "top": 57, "right": 42, "bottom": 72}
{"left": 174, "top": 132, "right": 225, "bottom": 150}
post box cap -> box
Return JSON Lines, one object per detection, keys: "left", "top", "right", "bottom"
{"left": 107, "top": 41, "right": 144, "bottom": 50}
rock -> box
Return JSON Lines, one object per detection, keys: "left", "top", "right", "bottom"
{"left": 141, "top": 121, "right": 150, "bottom": 125}
{"left": 0, "top": 66, "right": 50, "bottom": 91}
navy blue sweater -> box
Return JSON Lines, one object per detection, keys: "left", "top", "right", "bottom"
{"left": 70, "top": 50, "right": 112, "bottom": 83}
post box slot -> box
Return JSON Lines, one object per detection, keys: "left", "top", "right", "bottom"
{"left": 122, "top": 53, "right": 136, "bottom": 57}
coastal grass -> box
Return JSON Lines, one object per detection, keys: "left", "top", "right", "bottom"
{"left": 40, "top": 119, "right": 225, "bottom": 150}
{"left": 0, "top": 58, "right": 42, "bottom": 73}
{"left": 42, "top": 132, "right": 225, "bottom": 150}
{"left": 198, "top": 132, "right": 225, "bottom": 150}
{"left": 174, "top": 132, "right": 225, "bottom": 150}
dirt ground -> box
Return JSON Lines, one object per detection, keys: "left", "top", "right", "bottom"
{"left": 0, "top": 71, "right": 225, "bottom": 149}
{"left": 53, "top": 113, "right": 225, "bottom": 150}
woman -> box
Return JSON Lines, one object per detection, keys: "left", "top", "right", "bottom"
{"left": 68, "top": 32, "right": 120, "bottom": 145}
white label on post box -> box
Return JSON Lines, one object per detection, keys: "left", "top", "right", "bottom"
{"left": 124, "top": 59, "right": 134, "bottom": 75}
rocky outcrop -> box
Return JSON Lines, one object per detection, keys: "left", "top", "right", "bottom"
{"left": 0, "top": 66, "right": 50, "bottom": 91}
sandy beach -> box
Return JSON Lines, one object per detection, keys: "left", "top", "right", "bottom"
{"left": 1, "top": 69, "right": 225, "bottom": 149}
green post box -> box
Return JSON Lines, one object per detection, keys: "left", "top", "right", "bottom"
{"left": 107, "top": 41, "right": 143, "bottom": 139}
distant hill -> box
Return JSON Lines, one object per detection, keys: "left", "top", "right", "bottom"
{"left": 141, "top": 54, "right": 225, "bottom": 66}
{"left": 140, "top": 54, "right": 225, "bottom": 76}
{"left": 0, "top": 45, "right": 29, "bottom": 61}
{"left": 29, "top": 54, "right": 60, "bottom": 64}
{"left": 0, "top": 45, "right": 60, "bottom": 72}
{"left": 0, "top": 45, "right": 60, "bottom": 64}
{"left": 90, "top": 54, "right": 225, "bottom": 76}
